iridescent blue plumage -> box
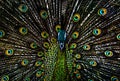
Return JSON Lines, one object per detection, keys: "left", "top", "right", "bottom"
{"left": 58, "top": 30, "right": 66, "bottom": 50}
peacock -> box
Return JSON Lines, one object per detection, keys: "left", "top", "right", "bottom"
{"left": 0, "top": 0, "right": 120, "bottom": 81}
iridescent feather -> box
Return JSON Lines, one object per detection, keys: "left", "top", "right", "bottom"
{"left": 0, "top": 0, "right": 120, "bottom": 81}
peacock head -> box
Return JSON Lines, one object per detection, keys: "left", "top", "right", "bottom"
{"left": 58, "top": 30, "right": 67, "bottom": 50}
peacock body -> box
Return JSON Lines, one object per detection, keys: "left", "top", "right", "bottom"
{"left": 0, "top": 0, "right": 120, "bottom": 81}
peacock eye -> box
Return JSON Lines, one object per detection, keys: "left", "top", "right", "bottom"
{"left": 76, "top": 64, "right": 81, "bottom": 70}
{"left": 19, "top": 27, "right": 28, "bottom": 35}
{"left": 75, "top": 54, "right": 81, "bottom": 59}
{"left": 73, "top": 13, "right": 80, "bottom": 22}
{"left": 76, "top": 73, "right": 81, "bottom": 79}
{"left": 35, "top": 61, "right": 42, "bottom": 67}
{"left": 40, "top": 10, "right": 48, "bottom": 19}
{"left": 41, "top": 31, "right": 49, "bottom": 38}
{"left": 43, "top": 42, "right": 49, "bottom": 48}
{"left": 21, "top": 59, "right": 29, "bottom": 66}
{"left": 5, "top": 49, "right": 14, "bottom": 56}
{"left": 0, "top": 30, "right": 5, "bottom": 38}
{"left": 18, "top": 4, "right": 28, "bottom": 13}
{"left": 36, "top": 70, "right": 44, "bottom": 77}
{"left": 104, "top": 50, "right": 113, "bottom": 57}
{"left": 51, "top": 37, "right": 56, "bottom": 43}
{"left": 1, "top": 75, "right": 9, "bottom": 81}
{"left": 111, "top": 76, "right": 119, "bottom": 81}
{"left": 72, "top": 31, "right": 79, "bottom": 39}
{"left": 89, "top": 60, "right": 97, "bottom": 67}
{"left": 83, "top": 44, "right": 90, "bottom": 50}
{"left": 55, "top": 25, "right": 61, "bottom": 32}
{"left": 116, "top": 33, "right": 120, "bottom": 40}
{"left": 93, "top": 28, "right": 101, "bottom": 36}
{"left": 30, "top": 42, "right": 37, "bottom": 49}
{"left": 70, "top": 43, "right": 77, "bottom": 49}
{"left": 37, "top": 51, "right": 44, "bottom": 57}
{"left": 98, "top": 8, "right": 107, "bottom": 16}
{"left": 24, "top": 77, "right": 30, "bottom": 81}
